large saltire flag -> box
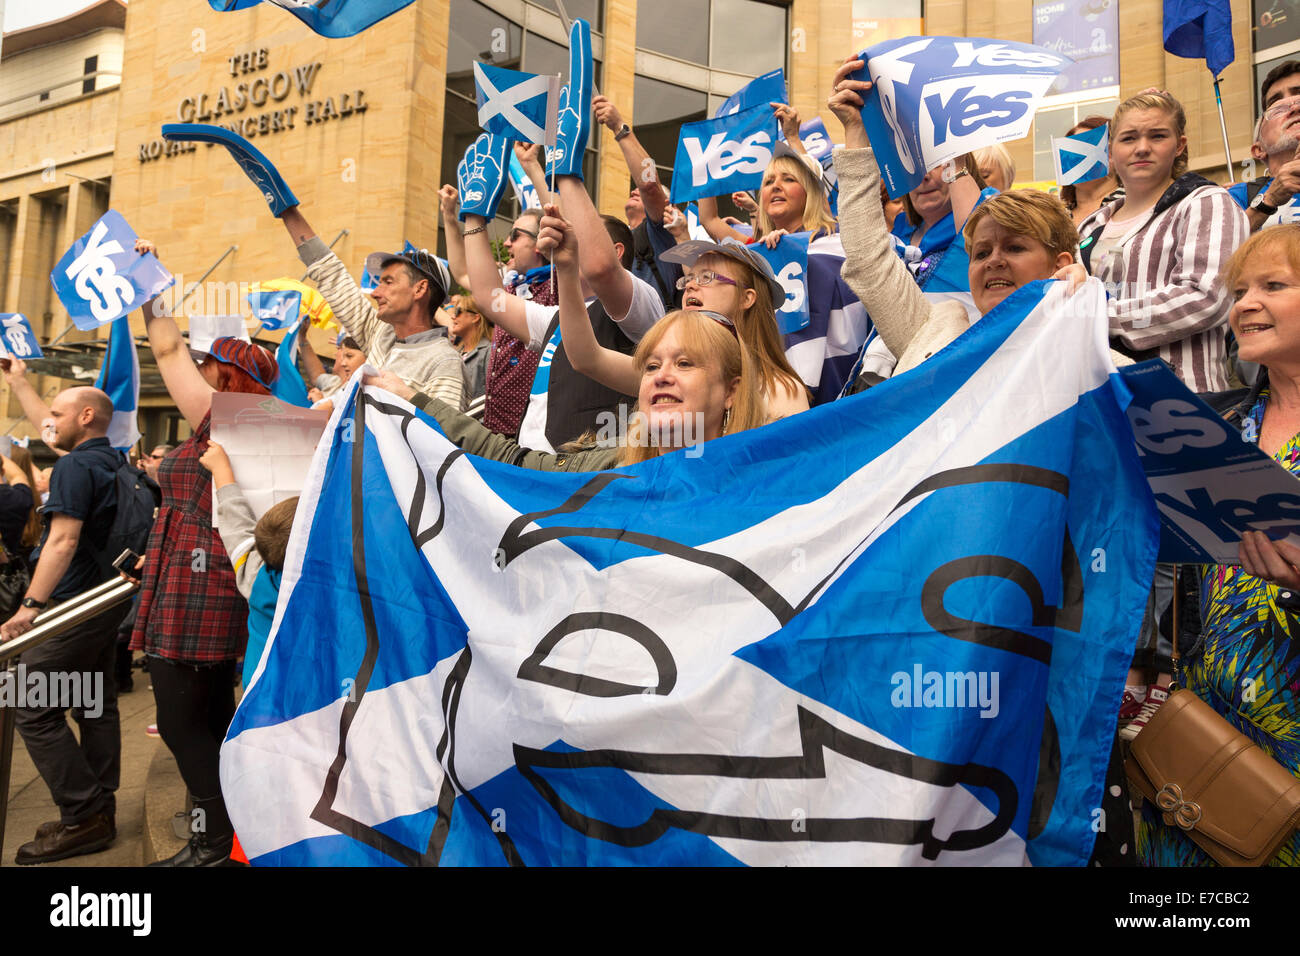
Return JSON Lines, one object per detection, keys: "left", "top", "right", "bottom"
{"left": 94, "top": 316, "right": 141, "bottom": 451}
{"left": 207, "top": 0, "right": 414, "bottom": 38}
{"left": 221, "top": 278, "right": 1157, "bottom": 866}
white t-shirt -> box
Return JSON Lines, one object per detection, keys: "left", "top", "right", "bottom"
{"left": 515, "top": 275, "right": 663, "bottom": 453}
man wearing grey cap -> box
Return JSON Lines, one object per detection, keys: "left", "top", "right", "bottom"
{"left": 278, "top": 207, "right": 467, "bottom": 410}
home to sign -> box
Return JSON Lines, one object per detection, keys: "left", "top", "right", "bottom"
{"left": 138, "top": 47, "right": 370, "bottom": 162}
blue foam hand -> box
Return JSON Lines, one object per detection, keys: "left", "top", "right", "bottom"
{"left": 161, "top": 123, "right": 299, "bottom": 216}
{"left": 457, "top": 133, "right": 511, "bottom": 223}
{"left": 546, "top": 18, "right": 593, "bottom": 180}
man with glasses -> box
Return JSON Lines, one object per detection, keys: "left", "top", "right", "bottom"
{"left": 142, "top": 444, "right": 173, "bottom": 483}
{"left": 1231, "top": 61, "right": 1300, "bottom": 232}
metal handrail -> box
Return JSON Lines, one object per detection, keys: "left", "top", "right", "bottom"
{"left": 0, "top": 551, "right": 142, "bottom": 861}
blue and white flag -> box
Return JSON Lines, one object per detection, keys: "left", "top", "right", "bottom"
{"left": 508, "top": 152, "right": 542, "bottom": 210}
{"left": 852, "top": 37, "right": 1071, "bottom": 198}
{"left": 783, "top": 233, "right": 873, "bottom": 405}
{"left": 1052, "top": 124, "right": 1109, "bottom": 187}
{"left": 1163, "top": 0, "right": 1234, "bottom": 76}
{"left": 749, "top": 233, "right": 811, "bottom": 335}
{"left": 715, "top": 68, "right": 787, "bottom": 118}
{"left": 221, "top": 279, "right": 1157, "bottom": 866}
{"left": 0, "top": 313, "right": 43, "bottom": 359}
{"left": 94, "top": 315, "right": 141, "bottom": 451}
{"left": 671, "top": 103, "right": 779, "bottom": 204}
{"left": 271, "top": 321, "right": 311, "bottom": 409}
{"left": 248, "top": 290, "right": 303, "bottom": 331}
{"left": 473, "top": 61, "right": 560, "bottom": 146}
{"left": 793, "top": 117, "right": 836, "bottom": 167}
{"left": 360, "top": 241, "right": 422, "bottom": 292}
{"left": 458, "top": 133, "right": 512, "bottom": 223}
{"left": 51, "top": 211, "right": 174, "bottom": 331}
{"left": 207, "top": 0, "right": 413, "bottom": 38}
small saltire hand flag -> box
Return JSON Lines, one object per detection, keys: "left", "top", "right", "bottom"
{"left": 671, "top": 102, "right": 779, "bottom": 204}
{"left": 220, "top": 278, "right": 1158, "bottom": 867}
{"left": 94, "top": 316, "right": 141, "bottom": 451}
{"left": 1163, "top": 0, "right": 1234, "bottom": 76}
{"left": 206, "top": 0, "right": 413, "bottom": 39}
{"left": 1052, "top": 124, "right": 1109, "bottom": 187}
{"left": 852, "top": 36, "right": 1071, "bottom": 198}
{"left": 51, "top": 211, "right": 175, "bottom": 331}
{"left": 473, "top": 61, "right": 560, "bottom": 146}
{"left": 248, "top": 290, "right": 303, "bottom": 331}
{"left": 0, "top": 314, "right": 43, "bottom": 359}
{"left": 715, "top": 68, "right": 787, "bottom": 118}
{"left": 270, "top": 321, "right": 312, "bottom": 408}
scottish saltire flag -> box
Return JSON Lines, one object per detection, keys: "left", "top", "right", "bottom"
{"left": 270, "top": 320, "right": 311, "bottom": 408}
{"left": 715, "top": 68, "right": 787, "bottom": 118}
{"left": 1163, "top": 0, "right": 1234, "bottom": 75}
{"left": 1052, "top": 125, "right": 1109, "bottom": 187}
{"left": 749, "top": 233, "right": 811, "bottom": 335}
{"left": 783, "top": 234, "right": 873, "bottom": 405}
{"left": 221, "top": 278, "right": 1157, "bottom": 866}
{"left": 671, "top": 103, "right": 779, "bottom": 204}
{"left": 473, "top": 61, "right": 560, "bottom": 146}
{"left": 94, "top": 316, "right": 141, "bottom": 451}
{"left": 852, "top": 37, "right": 1071, "bottom": 198}
{"left": 0, "top": 314, "right": 43, "bottom": 359}
{"left": 51, "top": 211, "right": 174, "bottom": 331}
{"left": 248, "top": 290, "right": 303, "bottom": 331}
{"left": 207, "top": 0, "right": 413, "bottom": 38}
{"left": 508, "top": 152, "right": 542, "bottom": 210}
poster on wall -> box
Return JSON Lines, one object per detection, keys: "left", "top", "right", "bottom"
{"left": 1032, "top": 0, "right": 1119, "bottom": 95}
{"left": 851, "top": 0, "right": 923, "bottom": 51}
{"left": 1255, "top": 0, "right": 1300, "bottom": 54}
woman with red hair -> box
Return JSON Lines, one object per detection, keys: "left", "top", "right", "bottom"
{"left": 131, "top": 239, "right": 278, "bottom": 867}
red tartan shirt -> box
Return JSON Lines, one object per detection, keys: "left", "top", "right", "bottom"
{"left": 129, "top": 413, "right": 247, "bottom": 663}
{"left": 481, "top": 274, "right": 552, "bottom": 437}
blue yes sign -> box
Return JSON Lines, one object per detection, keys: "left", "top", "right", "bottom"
{"left": 50, "top": 210, "right": 175, "bottom": 330}
{"left": 748, "top": 234, "right": 811, "bottom": 334}
{"left": 852, "top": 36, "right": 1070, "bottom": 199}
{"left": 671, "top": 103, "right": 778, "bottom": 204}
{"left": 0, "top": 314, "right": 42, "bottom": 359}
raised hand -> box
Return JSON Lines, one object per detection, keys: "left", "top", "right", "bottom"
{"left": 514, "top": 141, "right": 544, "bottom": 170}
{"left": 536, "top": 203, "right": 578, "bottom": 268}
{"left": 731, "top": 191, "right": 758, "bottom": 214}
{"left": 828, "top": 56, "right": 872, "bottom": 149}
{"left": 664, "top": 205, "right": 690, "bottom": 241}
{"left": 457, "top": 133, "right": 511, "bottom": 223}
{"left": 771, "top": 102, "right": 801, "bottom": 141}
{"left": 438, "top": 184, "right": 459, "bottom": 222}
{"left": 593, "top": 94, "right": 624, "bottom": 133}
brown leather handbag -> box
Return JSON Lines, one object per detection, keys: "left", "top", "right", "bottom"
{"left": 1125, "top": 566, "right": 1300, "bottom": 866}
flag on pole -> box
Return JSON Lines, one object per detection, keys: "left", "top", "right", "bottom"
{"left": 221, "top": 279, "right": 1158, "bottom": 866}
{"left": 473, "top": 61, "right": 560, "bottom": 146}
{"left": 270, "top": 319, "right": 311, "bottom": 408}
{"left": 248, "top": 290, "right": 303, "bottom": 331}
{"left": 1051, "top": 124, "right": 1109, "bottom": 187}
{"left": 1162, "top": 0, "right": 1234, "bottom": 75}
{"left": 94, "top": 316, "right": 141, "bottom": 451}
{"left": 206, "top": 0, "right": 414, "bottom": 38}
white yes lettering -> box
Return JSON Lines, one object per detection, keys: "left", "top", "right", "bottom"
{"left": 64, "top": 221, "right": 134, "bottom": 323}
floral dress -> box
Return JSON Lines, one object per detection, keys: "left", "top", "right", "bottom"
{"left": 129, "top": 413, "right": 247, "bottom": 664}
{"left": 1136, "top": 390, "right": 1300, "bottom": 866}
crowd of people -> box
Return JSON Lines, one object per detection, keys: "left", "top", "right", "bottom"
{"left": 5, "top": 50, "right": 1300, "bottom": 868}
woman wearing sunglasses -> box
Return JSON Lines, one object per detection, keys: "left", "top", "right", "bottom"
{"left": 447, "top": 294, "right": 492, "bottom": 414}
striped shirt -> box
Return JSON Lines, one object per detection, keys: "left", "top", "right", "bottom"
{"left": 297, "top": 237, "right": 467, "bottom": 409}
{"left": 1079, "top": 176, "right": 1248, "bottom": 393}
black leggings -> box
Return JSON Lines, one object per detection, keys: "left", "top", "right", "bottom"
{"left": 149, "top": 656, "right": 237, "bottom": 839}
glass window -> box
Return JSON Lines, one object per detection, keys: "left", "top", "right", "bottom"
{"left": 637, "top": 2, "right": 709, "bottom": 65}
{"left": 710, "top": 0, "right": 786, "bottom": 75}
{"left": 1032, "top": 0, "right": 1119, "bottom": 96}
{"left": 447, "top": 0, "right": 522, "bottom": 100}
{"left": 529, "top": 0, "right": 604, "bottom": 33}
{"left": 1033, "top": 98, "right": 1119, "bottom": 180}
{"left": 633, "top": 74, "right": 707, "bottom": 191}
{"left": 851, "top": 0, "right": 923, "bottom": 49}
{"left": 1254, "top": 0, "right": 1300, "bottom": 55}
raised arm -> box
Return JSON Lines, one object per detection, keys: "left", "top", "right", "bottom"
{"left": 462, "top": 214, "right": 533, "bottom": 343}
{"left": 555, "top": 174, "right": 641, "bottom": 321}
{"left": 695, "top": 196, "right": 749, "bottom": 243}
{"left": 828, "top": 59, "right": 934, "bottom": 359}
{"left": 438, "top": 184, "right": 471, "bottom": 289}
{"left": 536, "top": 203, "right": 638, "bottom": 396}
{"left": 515, "top": 143, "right": 557, "bottom": 206}
{"left": 0, "top": 357, "right": 53, "bottom": 443}
{"left": 595, "top": 94, "right": 668, "bottom": 224}
{"left": 135, "top": 240, "right": 214, "bottom": 429}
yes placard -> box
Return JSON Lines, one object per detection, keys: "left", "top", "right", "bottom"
{"left": 671, "top": 103, "right": 779, "bottom": 204}
{"left": 51, "top": 211, "right": 174, "bottom": 331}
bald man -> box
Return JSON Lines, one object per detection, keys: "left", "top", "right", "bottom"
{"left": 1, "top": 386, "right": 135, "bottom": 864}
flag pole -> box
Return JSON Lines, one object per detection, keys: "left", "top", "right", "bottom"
{"left": 1213, "top": 75, "right": 1235, "bottom": 183}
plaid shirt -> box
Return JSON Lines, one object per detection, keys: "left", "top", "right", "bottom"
{"left": 481, "top": 274, "right": 552, "bottom": 437}
{"left": 130, "top": 413, "right": 247, "bottom": 663}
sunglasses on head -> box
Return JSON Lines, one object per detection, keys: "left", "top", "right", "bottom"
{"left": 697, "top": 310, "right": 740, "bottom": 339}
